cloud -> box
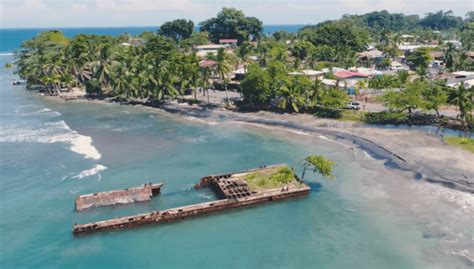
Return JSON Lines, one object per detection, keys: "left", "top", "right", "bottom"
{"left": 0, "top": 0, "right": 472, "bottom": 28}
{"left": 72, "top": 3, "right": 89, "bottom": 12}
{"left": 95, "top": 0, "right": 204, "bottom": 12}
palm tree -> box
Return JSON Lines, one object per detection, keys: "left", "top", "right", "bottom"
{"left": 279, "top": 76, "right": 306, "bottom": 113}
{"left": 236, "top": 41, "right": 253, "bottom": 71}
{"left": 307, "top": 79, "right": 323, "bottom": 108}
{"left": 257, "top": 41, "right": 270, "bottom": 67}
{"left": 213, "top": 48, "right": 233, "bottom": 105}
{"left": 199, "top": 65, "right": 213, "bottom": 103}
{"left": 451, "top": 82, "right": 474, "bottom": 134}
{"left": 444, "top": 43, "right": 456, "bottom": 72}
{"left": 92, "top": 45, "right": 116, "bottom": 94}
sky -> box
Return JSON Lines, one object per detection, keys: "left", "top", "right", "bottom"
{"left": 0, "top": 0, "right": 472, "bottom": 28}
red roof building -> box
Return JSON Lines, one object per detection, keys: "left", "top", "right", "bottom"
{"left": 219, "top": 39, "right": 238, "bottom": 44}
{"left": 334, "top": 70, "right": 370, "bottom": 79}
{"left": 199, "top": 60, "right": 217, "bottom": 68}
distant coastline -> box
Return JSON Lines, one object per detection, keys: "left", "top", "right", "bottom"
{"left": 0, "top": 25, "right": 305, "bottom": 52}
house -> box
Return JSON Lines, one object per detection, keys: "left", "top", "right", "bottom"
{"left": 467, "top": 51, "right": 474, "bottom": 61}
{"left": 444, "top": 40, "right": 462, "bottom": 49}
{"left": 334, "top": 70, "right": 369, "bottom": 87}
{"left": 357, "top": 49, "right": 383, "bottom": 60}
{"left": 195, "top": 44, "right": 227, "bottom": 51}
{"left": 447, "top": 79, "right": 474, "bottom": 88}
{"left": 232, "top": 68, "right": 247, "bottom": 81}
{"left": 349, "top": 67, "right": 382, "bottom": 76}
{"left": 195, "top": 44, "right": 228, "bottom": 58}
{"left": 288, "top": 69, "right": 324, "bottom": 80}
{"left": 390, "top": 61, "right": 408, "bottom": 71}
{"left": 321, "top": 67, "right": 346, "bottom": 73}
{"left": 429, "top": 51, "right": 444, "bottom": 60}
{"left": 446, "top": 71, "right": 474, "bottom": 87}
{"left": 399, "top": 44, "right": 437, "bottom": 53}
{"left": 219, "top": 39, "right": 238, "bottom": 47}
{"left": 199, "top": 60, "right": 217, "bottom": 68}
{"left": 357, "top": 49, "right": 384, "bottom": 67}
{"left": 320, "top": 78, "right": 342, "bottom": 87}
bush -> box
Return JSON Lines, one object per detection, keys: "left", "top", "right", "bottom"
{"left": 314, "top": 108, "right": 343, "bottom": 119}
{"left": 363, "top": 111, "right": 409, "bottom": 124}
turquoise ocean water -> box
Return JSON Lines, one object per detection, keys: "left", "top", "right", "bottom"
{"left": 0, "top": 31, "right": 473, "bottom": 268}
{"left": 0, "top": 25, "right": 305, "bottom": 53}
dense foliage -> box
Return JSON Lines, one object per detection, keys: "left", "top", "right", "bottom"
{"left": 15, "top": 30, "right": 205, "bottom": 102}
{"left": 12, "top": 8, "right": 474, "bottom": 132}
{"left": 199, "top": 7, "right": 263, "bottom": 44}
{"left": 240, "top": 62, "right": 348, "bottom": 113}
{"left": 159, "top": 19, "right": 194, "bottom": 42}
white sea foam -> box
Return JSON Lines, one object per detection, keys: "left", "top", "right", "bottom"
{"left": 35, "top": 108, "right": 61, "bottom": 117}
{"left": 197, "top": 193, "right": 214, "bottom": 200}
{"left": 184, "top": 116, "right": 217, "bottom": 125}
{"left": 287, "top": 129, "right": 311, "bottom": 136}
{"left": 362, "top": 150, "right": 376, "bottom": 160}
{"left": 411, "top": 182, "right": 474, "bottom": 262}
{"left": 0, "top": 52, "right": 14, "bottom": 56}
{"left": 71, "top": 164, "right": 107, "bottom": 179}
{"left": 0, "top": 119, "right": 102, "bottom": 160}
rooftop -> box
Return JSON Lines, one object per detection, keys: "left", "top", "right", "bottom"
{"left": 335, "top": 70, "right": 369, "bottom": 79}
{"left": 219, "top": 39, "right": 238, "bottom": 43}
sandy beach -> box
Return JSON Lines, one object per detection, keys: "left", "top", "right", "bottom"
{"left": 44, "top": 91, "right": 474, "bottom": 194}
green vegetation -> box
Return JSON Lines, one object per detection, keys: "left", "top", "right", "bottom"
{"left": 159, "top": 19, "right": 194, "bottom": 42}
{"left": 199, "top": 7, "right": 263, "bottom": 44}
{"left": 364, "top": 111, "right": 409, "bottom": 125}
{"left": 240, "top": 63, "right": 348, "bottom": 113}
{"left": 339, "top": 110, "right": 367, "bottom": 122}
{"left": 444, "top": 137, "right": 474, "bottom": 153}
{"left": 301, "top": 155, "right": 336, "bottom": 180}
{"left": 11, "top": 8, "right": 474, "bottom": 133}
{"left": 244, "top": 166, "right": 297, "bottom": 191}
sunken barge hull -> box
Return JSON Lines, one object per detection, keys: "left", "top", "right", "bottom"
{"left": 73, "top": 184, "right": 309, "bottom": 235}
{"left": 75, "top": 183, "right": 164, "bottom": 211}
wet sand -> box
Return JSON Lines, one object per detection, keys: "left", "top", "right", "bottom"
{"left": 43, "top": 94, "right": 474, "bottom": 193}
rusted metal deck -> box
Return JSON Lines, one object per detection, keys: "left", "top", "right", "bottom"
{"left": 73, "top": 184, "right": 309, "bottom": 235}
{"left": 75, "top": 183, "right": 164, "bottom": 211}
{"left": 72, "top": 165, "right": 310, "bottom": 235}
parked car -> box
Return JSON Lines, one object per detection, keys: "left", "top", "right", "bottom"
{"left": 345, "top": 101, "right": 361, "bottom": 110}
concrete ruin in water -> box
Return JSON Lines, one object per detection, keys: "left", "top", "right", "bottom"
{"left": 72, "top": 165, "right": 310, "bottom": 235}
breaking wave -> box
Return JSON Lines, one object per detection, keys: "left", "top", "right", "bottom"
{"left": 0, "top": 106, "right": 102, "bottom": 160}
{"left": 71, "top": 164, "right": 107, "bottom": 179}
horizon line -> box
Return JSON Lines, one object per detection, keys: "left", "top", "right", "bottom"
{"left": 0, "top": 24, "right": 310, "bottom": 30}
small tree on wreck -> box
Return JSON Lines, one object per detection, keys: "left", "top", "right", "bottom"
{"left": 301, "top": 155, "right": 335, "bottom": 180}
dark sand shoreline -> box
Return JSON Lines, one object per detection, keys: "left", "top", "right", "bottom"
{"left": 43, "top": 94, "right": 474, "bottom": 193}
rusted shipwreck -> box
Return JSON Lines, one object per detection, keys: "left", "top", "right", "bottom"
{"left": 75, "top": 183, "right": 164, "bottom": 211}
{"left": 73, "top": 165, "right": 310, "bottom": 235}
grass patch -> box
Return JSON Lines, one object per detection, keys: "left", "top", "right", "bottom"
{"left": 338, "top": 110, "right": 367, "bottom": 122}
{"left": 244, "top": 166, "right": 297, "bottom": 191}
{"left": 444, "top": 136, "right": 474, "bottom": 153}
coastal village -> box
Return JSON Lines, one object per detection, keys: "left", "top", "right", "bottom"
{"left": 8, "top": 6, "right": 474, "bottom": 233}
{"left": 12, "top": 9, "right": 473, "bottom": 139}
{"left": 2, "top": 3, "right": 474, "bottom": 268}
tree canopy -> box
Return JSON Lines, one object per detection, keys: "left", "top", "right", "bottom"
{"left": 301, "top": 155, "right": 336, "bottom": 180}
{"left": 199, "top": 7, "right": 263, "bottom": 44}
{"left": 159, "top": 19, "right": 194, "bottom": 42}
{"left": 298, "top": 20, "right": 369, "bottom": 52}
